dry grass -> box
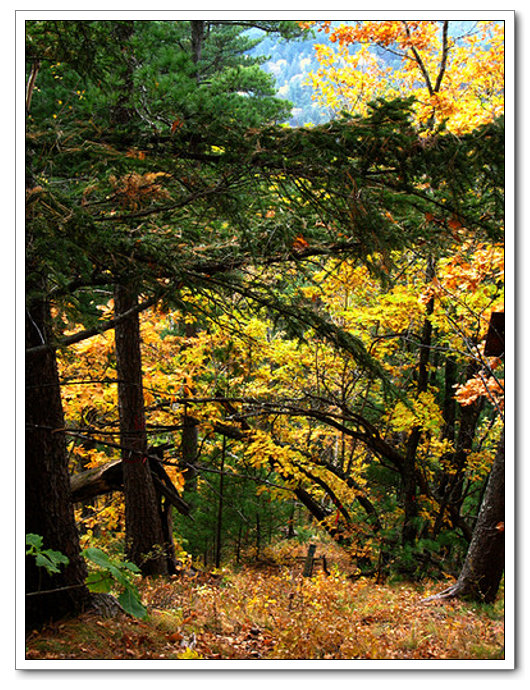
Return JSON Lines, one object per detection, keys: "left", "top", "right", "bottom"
{"left": 25, "top": 559, "right": 504, "bottom": 661}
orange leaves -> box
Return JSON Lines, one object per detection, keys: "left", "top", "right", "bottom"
{"left": 292, "top": 234, "right": 309, "bottom": 251}
{"left": 126, "top": 148, "right": 147, "bottom": 160}
{"left": 454, "top": 374, "right": 504, "bottom": 409}
{"left": 329, "top": 20, "right": 415, "bottom": 49}
{"left": 170, "top": 117, "right": 184, "bottom": 134}
{"left": 308, "top": 20, "right": 504, "bottom": 133}
{"left": 167, "top": 631, "right": 183, "bottom": 644}
{"left": 422, "top": 242, "right": 503, "bottom": 306}
{"left": 446, "top": 216, "right": 464, "bottom": 240}
{"left": 299, "top": 20, "right": 330, "bottom": 33}
{"left": 26, "top": 185, "right": 44, "bottom": 201}
{"left": 454, "top": 376, "right": 488, "bottom": 406}
{"left": 108, "top": 171, "right": 171, "bottom": 210}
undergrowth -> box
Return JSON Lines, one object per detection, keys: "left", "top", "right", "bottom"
{"left": 25, "top": 541, "right": 504, "bottom": 661}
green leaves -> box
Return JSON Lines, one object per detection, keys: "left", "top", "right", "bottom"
{"left": 26, "top": 533, "right": 70, "bottom": 576}
{"left": 117, "top": 588, "right": 149, "bottom": 620}
{"left": 83, "top": 547, "right": 147, "bottom": 619}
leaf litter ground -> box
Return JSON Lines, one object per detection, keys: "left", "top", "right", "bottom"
{"left": 26, "top": 544, "right": 504, "bottom": 661}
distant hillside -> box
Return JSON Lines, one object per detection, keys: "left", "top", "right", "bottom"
{"left": 247, "top": 27, "right": 333, "bottom": 127}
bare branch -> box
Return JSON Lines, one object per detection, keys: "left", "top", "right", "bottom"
{"left": 25, "top": 294, "right": 159, "bottom": 357}
{"left": 434, "top": 21, "right": 450, "bottom": 93}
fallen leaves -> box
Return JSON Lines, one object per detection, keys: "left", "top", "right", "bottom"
{"left": 25, "top": 562, "right": 504, "bottom": 661}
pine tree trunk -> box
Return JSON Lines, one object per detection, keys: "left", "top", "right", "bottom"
{"left": 423, "top": 429, "right": 505, "bottom": 604}
{"left": 114, "top": 284, "right": 169, "bottom": 575}
{"left": 26, "top": 295, "right": 91, "bottom": 629}
{"left": 190, "top": 20, "right": 205, "bottom": 77}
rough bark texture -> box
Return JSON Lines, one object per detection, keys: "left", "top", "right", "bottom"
{"left": 190, "top": 20, "right": 205, "bottom": 72}
{"left": 26, "top": 294, "right": 92, "bottom": 629}
{"left": 114, "top": 283, "right": 169, "bottom": 575}
{"left": 423, "top": 429, "right": 505, "bottom": 604}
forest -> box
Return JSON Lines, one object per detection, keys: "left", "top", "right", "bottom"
{"left": 24, "top": 19, "right": 506, "bottom": 664}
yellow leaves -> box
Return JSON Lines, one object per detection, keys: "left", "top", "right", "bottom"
{"left": 257, "top": 485, "right": 292, "bottom": 502}
{"left": 176, "top": 647, "right": 203, "bottom": 660}
{"left": 244, "top": 432, "right": 273, "bottom": 470}
{"left": 244, "top": 431, "right": 299, "bottom": 473}
{"left": 465, "top": 448, "right": 497, "bottom": 483}
{"left": 388, "top": 391, "right": 444, "bottom": 435}
{"left": 309, "top": 20, "right": 504, "bottom": 133}
{"left": 242, "top": 317, "right": 268, "bottom": 341}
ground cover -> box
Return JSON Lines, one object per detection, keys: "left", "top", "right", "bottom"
{"left": 25, "top": 546, "right": 504, "bottom": 661}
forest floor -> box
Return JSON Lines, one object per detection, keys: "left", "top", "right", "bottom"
{"left": 25, "top": 540, "right": 504, "bottom": 662}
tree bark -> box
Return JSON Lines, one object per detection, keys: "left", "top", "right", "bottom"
{"left": 190, "top": 20, "right": 205, "bottom": 79}
{"left": 423, "top": 429, "right": 505, "bottom": 603}
{"left": 114, "top": 284, "right": 169, "bottom": 575}
{"left": 181, "top": 412, "right": 199, "bottom": 490}
{"left": 26, "top": 294, "right": 91, "bottom": 629}
{"left": 70, "top": 456, "right": 191, "bottom": 516}
{"left": 181, "top": 322, "right": 199, "bottom": 490}
{"left": 433, "top": 362, "right": 483, "bottom": 539}
{"left": 214, "top": 435, "right": 226, "bottom": 568}
{"left": 402, "top": 257, "right": 435, "bottom": 546}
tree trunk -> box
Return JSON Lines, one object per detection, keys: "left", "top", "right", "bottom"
{"left": 181, "top": 411, "right": 199, "bottom": 490}
{"left": 69, "top": 456, "right": 191, "bottom": 516}
{"left": 433, "top": 362, "right": 483, "bottom": 539}
{"left": 190, "top": 20, "right": 205, "bottom": 79}
{"left": 114, "top": 284, "right": 169, "bottom": 575}
{"left": 423, "top": 429, "right": 505, "bottom": 603}
{"left": 214, "top": 435, "right": 226, "bottom": 569}
{"left": 402, "top": 257, "right": 435, "bottom": 546}
{"left": 25, "top": 295, "right": 91, "bottom": 629}
{"left": 181, "top": 322, "right": 199, "bottom": 490}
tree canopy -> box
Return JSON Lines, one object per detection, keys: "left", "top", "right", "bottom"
{"left": 24, "top": 18, "right": 506, "bottom": 643}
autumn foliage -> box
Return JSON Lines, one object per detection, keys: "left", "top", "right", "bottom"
{"left": 26, "top": 540, "right": 504, "bottom": 660}
{"left": 25, "top": 18, "right": 506, "bottom": 662}
{"left": 305, "top": 20, "right": 504, "bottom": 133}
